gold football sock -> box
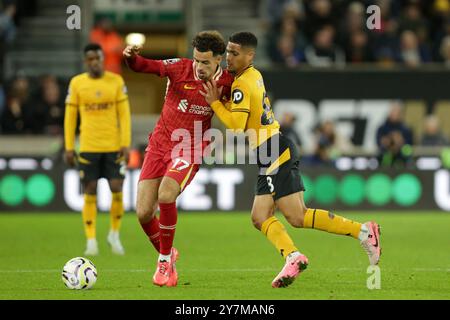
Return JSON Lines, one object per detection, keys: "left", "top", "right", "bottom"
{"left": 303, "top": 209, "right": 361, "bottom": 239}
{"left": 261, "top": 216, "right": 298, "bottom": 259}
{"left": 82, "top": 194, "right": 97, "bottom": 239}
{"left": 110, "top": 192, "right": 124, "bottom": 232}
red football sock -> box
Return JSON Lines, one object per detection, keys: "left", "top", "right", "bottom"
{"left": 158, "top": 202, "right": 177, "bottom": 256}
{"left": 140, "top": 216, "right": 160, "bottom": 252}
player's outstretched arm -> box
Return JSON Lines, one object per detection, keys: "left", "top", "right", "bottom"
{"left": 123, "top": 45, "right": 164, "bottom": 75}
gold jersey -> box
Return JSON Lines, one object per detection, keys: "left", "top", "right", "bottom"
{"left": 64, "top": 71, "right": 131, "bottom": 152}
{"left": 229, "top": 65, "right": 279, "bottom": 149}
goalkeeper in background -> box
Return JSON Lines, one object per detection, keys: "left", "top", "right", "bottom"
{"left": 64, "top": 43, "right": 131, "bottom": 256}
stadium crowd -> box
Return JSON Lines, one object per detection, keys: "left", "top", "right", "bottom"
{"left": 266, "top": 0, "right": 450, "bottom": 67}
{"left": 0, "top": 74, "right": 66, "bottom": 135}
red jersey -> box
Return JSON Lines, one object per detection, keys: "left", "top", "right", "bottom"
{"left": 127, "top": 56, "right": 233, "bottom": 156}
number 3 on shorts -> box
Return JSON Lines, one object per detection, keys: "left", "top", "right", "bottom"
{"left": 267, "top": 176, "right": 274, "bottom": 193}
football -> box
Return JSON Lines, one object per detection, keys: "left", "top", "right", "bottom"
{"left": 61, "top": 257, "right": 97, "bottom": 290}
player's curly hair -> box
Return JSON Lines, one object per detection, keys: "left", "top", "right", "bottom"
{"left": 192, "top": 30, "right": 226, "bottom": 56}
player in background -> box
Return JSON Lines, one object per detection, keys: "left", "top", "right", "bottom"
{"left": 201, "top": 32, "right": 381, "bottom": 288}
{"left": 64, "top": 43, "right": 131, "bottom": 256}
{"left": 123, "top": 31, "right": 233, "bottom": 287}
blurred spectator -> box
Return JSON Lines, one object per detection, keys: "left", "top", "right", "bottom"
{"left": 304, "top": 25, "right": 345, "bottom": 67}
{"left": 267, "top": 1, "right": 306, "bottom": 67}
{"left": 266, "top": 0, "right": 304, "bottom": 27}
{"left": 337, "top": 1, "right": 366, "bottom": 44}
{"left": 268, "top": 15, "right": 306, "bottom": 67}
{"left": 420, "top": 115, "right": 449, "bottom": 146}
{"left": 8, "top": 75, "right": 30, "bottom": 105}
{"left": 41, "top": 76, "right": 65, "bottom": 135}
{"left": 0, "top": 2, "right": 16, "bottom": 43}
{"left": 376, "top": 103, "right": 413, "bottom": 167}
{"left": 0, "top": 75, "right": 32, "bottom": 134}
{"left": 305, "top": 120, "right": 353, "bottom": 166}
{"left": 279, "top": 112, "right": 302, "bottom": 149}
{"left": 337, "top": 2, "right": 375, "bottom": 63}
{"left": 397, "top": 3, "right": 429, "bottom": 43}
{"left": 373, "top": 15, "right": 400, "bottom": 65}
{"left": 90, "top": 18, "right": 124, "bottom": 74}
{"left": 346, "top": 29, "right": 375, "bottom": 63}
{"left": 28, "top": 75, "right": 65, "bottom": 134}
{"left": 274, "top": 34, "right": 304, "bottom": 67}
{"left": 1, "top": 95, "right": 28, "bottom": 134}
{"left": 432, "top": 14, "right": 450, "bottom": 60}
{"left": 439, "top": 35, "right": 450, "bottom": 66}
{"left": 398, "top": 30, "right": 432, "bottom": 67}
{"left": 303, "top": 0, "right": 336, "bottom": 41}
{"left": 0, "top": 2, "right": 17, "bottom": 76}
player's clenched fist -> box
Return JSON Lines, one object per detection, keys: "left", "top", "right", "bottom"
{"left": 123, "top": 45, "right": 141, "bottom": 58}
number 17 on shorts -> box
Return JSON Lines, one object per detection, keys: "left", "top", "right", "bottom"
{"left": 165, "top": 158, "right": 199, "bottom": 192}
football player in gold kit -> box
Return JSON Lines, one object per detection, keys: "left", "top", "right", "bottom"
{"left": 201, "top": 32, "right": 381, "bottom": 288}
{"left": 64, "top": 44, "right": 131, "bottom": 256}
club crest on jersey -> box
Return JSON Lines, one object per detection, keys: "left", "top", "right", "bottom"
{"left": 232, "top": 89, "right": 244, "bottom": 104}
{"left": 178, "top": 99, "right": 188, "bottom": 112}
{"left": 163, "top": 58, "right": 181, "bottom": 65}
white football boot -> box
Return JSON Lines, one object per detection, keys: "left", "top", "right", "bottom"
{"left": 84, "top": 238, "right": 99, "bottom": 256}
{"left": 107, "top": 230, "right": 125, "bottom": 255}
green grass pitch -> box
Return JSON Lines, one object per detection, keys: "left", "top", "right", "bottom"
{"left": 0, "top": 211, "right": 449, "bottom": 300}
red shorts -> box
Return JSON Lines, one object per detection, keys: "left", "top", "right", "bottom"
{"left": 139, "top": 135, "right": 200, "bottom": 192}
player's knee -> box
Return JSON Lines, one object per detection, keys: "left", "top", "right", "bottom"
{"left": 251, "top": 217, "right": 262, "bottom": 230}
{"left": 136, "top": 204, "right": 154, "bottom": 223}
{"left": 109, "top": 181, "right": 123, "bottom": 193}
{"left": 250, "top": 212, "right": 266, "bottom": 231}
{"left": 83, "top": 181, "right": 97, "bottom": 195}
{"left": 158, "top": 189, "right": 178, "bottom": 204}
{"left": 135, "top": 206, "right": 147, "bottom": 221}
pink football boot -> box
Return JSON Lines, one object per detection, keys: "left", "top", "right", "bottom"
{"left": 360, "top": 221, "right": 382, "bottom": 265}
{"left": 272, "top": 253, "right": 309, "bottom": 288}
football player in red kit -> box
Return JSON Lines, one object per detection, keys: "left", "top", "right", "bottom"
{"left": 123, "top": 31, "right": 233, "bottom": 287}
